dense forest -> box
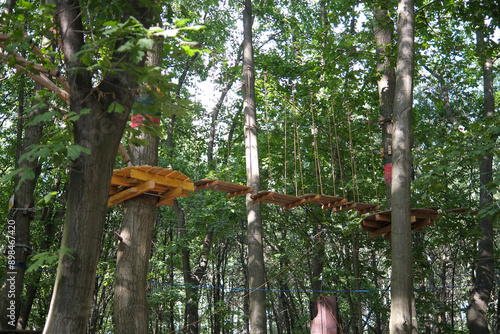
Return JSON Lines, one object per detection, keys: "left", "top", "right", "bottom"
{"left": 0, "top": 0, "right": 499, "bottom": 333}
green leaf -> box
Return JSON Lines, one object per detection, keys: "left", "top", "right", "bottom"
{"left": 0, "top": 167, "right": 27, "bottom": 184}
{"left": 67, "top": 145, "right": 91, "bottom": 160}
{"left": 39, "top": 191, "right": 58, "bottom": 204}
{"left": 107, "top": 102, "right": 125, "bottom": 114}
{"left": 136, "top": 38, "right": 154, "bottom": 49}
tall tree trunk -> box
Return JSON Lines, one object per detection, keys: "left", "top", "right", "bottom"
{"left": 114, "top": 38, "right": 161, "bottom": 334}
{"left": 373, "top": 4, "right": 396, "bottom": 209}
{"left": 207, "top": 77, "right": 236, "bottom": 164}
{"left": 389, "top": 0, "right": 417, "bottom": 333}
{"left": 0, "top": 83, "right": 44, "bottom": 330}
{"left": 16, "top": 176, "right": 64, "bottom": 329}
{"left": 243, "top": 1, "right": 266, "bottom": 333}
{"left": 43, "top": 1, "right": 151, "bottom": 332}
{"left": 309, "top": 233, "right": 324, "bottom": 321}
{"left": 168, "top": 50, "right": 215, "bottom": 334}
{"left": 467, "top": 25, "right": 496, "bottom": 334}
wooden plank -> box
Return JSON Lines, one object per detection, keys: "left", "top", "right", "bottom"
{"left": 251, "top": 191, "right": 302, "bottom": 208}
{"left": 331, "top": 202, "right": 356, "bottom": 212}
{"left": 108, "top": 180, "right": 155, "bottom": 207}
{"left": 148, "top": 166, "right": 164, "bottom": 174}
{"left": 195, "top": 179, "right": 217, "bottom": 191}
{"left": 411, "top": 209, "right": 440, "bottom": 220}
{"left": 109, "top": 186, "right": 119, "bottom": 195}
{"left": 129, "top": 168, "right": 194, "bottom": 191}
{"left": 157, "top": 187, "right": 183, "bottom": 207}
{"left": 251, "top": 191, "right": 275, "bottom": 204}
{"left": 322, "top": 198, "right": 348, "bottom": 210}
{"left": 227, "top": 188, "right": 254, "bottom": 199}
{"left": 195, "top": 179, "right": 252, "bottom": 196}
{"left": 411, "top": 218, "right": 434, "bottom": 231}
{"left": 356, "top": 204, "right": 381, "bottom": 215}
{"left": 283, "top": 198, "right": 308, "bottom": 210}
{"left": 157, "top": 168, "right": 177, "bottom": 177}
{"left": 369, "top": 223, "right": 392, "bottom": 238}
{"left": 111, "top": 175, "right": 136, "bottom": 187}
{"left": 360, "top": 224, "right": 379, "bottom": 232}
{"left": 114, "top": 167, "right": 134, "bottom": 177}
{"left": 361, "top": 219, "right": 386, "bottom": 228}
{"left": 373, "top": 213, "right": 391, "bottom": 222}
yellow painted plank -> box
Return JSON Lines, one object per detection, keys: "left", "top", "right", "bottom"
{"left": 128, "top": 169, "right": 194, "bottom": 191}
{"left": 111, "top": 175, "right": 138, "bottom": 187}
{"left": 107, "top": 180, "right": 156, "bottom": 207}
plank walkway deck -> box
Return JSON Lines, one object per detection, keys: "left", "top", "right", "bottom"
{"left": 108, "top": 166, "right": 194, "bottom": 207}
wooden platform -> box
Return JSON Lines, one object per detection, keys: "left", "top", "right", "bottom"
{"left": 299, "top": 194, "right": 347, "bottom": 210}
{"left": 194, "top": 179, "right": 253, "bottom": 198}
{"left": 251, "top": 191, "right": 351, "bottom": 211}
{"left": 332, "top": 202, "right": 381, "bottom": 215}
{"left": 361, "top": 208, "right": 439, "bottom": 239}
{"left": 251, "top": 191, "right": 302, "bottom": 210}
{"left": 108, "top": 166, "right": 194, "bottom": 207}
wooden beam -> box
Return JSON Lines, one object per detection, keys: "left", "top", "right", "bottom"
{"left": 357, "top": 205, "right": 381, "bottom": 215}
{"left": 370, "top": 224, "right": 393, "bottom": 238}
{"left": 360, "top": 224, "right": 379, "bottom": 232}
{"left": 331, "top": 202, "right": 356, "bottom": 212}
{"left": 129, "top": 169, "right": 194, "bottom": 191}
{"left": 251, "top": 191, "right": 274, "bottom": 204}
{"left": 157, "top": 187, "right": 183, "bottom": 207}
{"left": 107, "top": 180, "right": 155, "bottom": 207}
{"left": 411, "top": 211, "right": 439, "bottom": 220}
{"left": 283, "top": 198, "right": 307, "bottom": 211}
{"left": 195, "top": 180, "right": 218, "bottom": 191}
{"left": 227, "top": 188, "right": 253, "bottom": 199}
{"left": 411, "top": 218, "right": 433, "bottom": 231}
{"left": 373, "top": 213, "right": 392, "bottom": 222}
{"left": 111, "top": 175, "right": 137, "bottom": 187}
{"left": 362, "top": 219, "right": 385, "bottom": 228}
{"left": 322, "top": 198, "right": 348, "bottom": 210}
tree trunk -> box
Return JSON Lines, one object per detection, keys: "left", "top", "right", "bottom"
{"left": 114, "top": 38, "right": 161, "bottom": 334}
{"left": 16, "top": 176, "right": 64, "bottom": 329}
{"left": 389, "top": 0, "right": 417, "bottom": 333}
{"left": 243, "top": 0, "right": 266, "bottom": 332}
{"left": 208, "top": 75, "right": 236, "bottom": 164}
{"left": 43, "top": 1, "right": 151, "bottom": 332}
{"left": 373, "top": 4, "right": 395, "bottom": 209}
{"left": 309, "top": 235, "right": 324, "bottom": 321}
{"left": 467, "top": 25, "right": 496, "bottom": 334}
{"left": 0, "top": 84, "right": 44, "bottom": 330}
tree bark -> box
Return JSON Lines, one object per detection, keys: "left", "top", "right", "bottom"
{"left": 373, "top": 4, "right": 396, "bottom": 209}
{"left": 43, "top": 0, "right": 151, "bottom": 332}
{"left": 467, "top": 25, "right": 496, "bottom": 334}
{"left": 389, "top": 0, "right": 417, "bottom": 333}
{"left": 114, "top": 37, "right": 161, "bottom": 334}
{"left": 16, "top": 176, "right": 64, "bottom": 330}
{"left": 243, "top": 0, "right": 266, "bottom": 332}
{"left": 0, "top": 84, "right": 44, "bottom": 330}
